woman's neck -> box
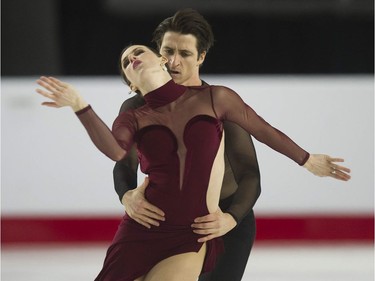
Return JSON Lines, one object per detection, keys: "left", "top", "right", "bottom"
{"left": 140, "top": 71, "right": 172, "bottom": 97}
{"left": 143, "top": 79, "right": 187, "bottom": 109}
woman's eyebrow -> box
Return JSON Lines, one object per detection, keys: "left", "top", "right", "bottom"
{"left": 122, "top": 47, "right": 142, "bottom": 66}
{"left": 122, "top": 57, "right": 129, "bottom": 67}
{"left": 125, "top": 47, "right": 143, "bottom": 58}
{"left": 129, "top": 47, "right": 144, "bottom": 55}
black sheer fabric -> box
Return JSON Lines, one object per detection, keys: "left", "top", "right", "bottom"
{"left": 113, "top": 94, "right": 145, "bottom": 203}
{"left": 222, "top": 121, "right": 261, "bottom": 222}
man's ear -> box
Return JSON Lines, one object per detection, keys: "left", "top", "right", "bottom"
{"left": 197, "top": 51, "right": 207, "bottom": 66}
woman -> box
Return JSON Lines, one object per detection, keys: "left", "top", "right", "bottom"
{"left": 36, "top": 45, "right": 351, "bottom": 281}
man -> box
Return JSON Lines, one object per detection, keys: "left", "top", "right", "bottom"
{"left": 113, "top": 9, "right": 261, "bottom": 281}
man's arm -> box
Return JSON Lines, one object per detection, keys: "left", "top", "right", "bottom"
{"left": 113, "top": 147, "right": 138, "bottom": 202}
{"left": 192, "top": 121, "right": 261, "bottom": 242}
{"left": 222, "top": 121, "right": 261, "bottom": 223}
{"left": 113, "top": 95, "right": 144, "bottom": 201}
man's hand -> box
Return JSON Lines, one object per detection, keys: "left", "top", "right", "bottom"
{"left": 122, "top": 177, "right": 165, "bottom": 228}
{"left": 191, "top": 208, "right": 237, "bottom": 242}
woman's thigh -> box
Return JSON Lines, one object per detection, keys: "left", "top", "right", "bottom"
{"left": 144, "top": 243, "right": 207, "bottom": 281}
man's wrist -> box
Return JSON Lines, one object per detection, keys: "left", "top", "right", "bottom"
{"left": 121, "top": 190, "right": 131, "bottom": 206}
{"left": 224, "top": 212, "right": 238, "bottom": 227}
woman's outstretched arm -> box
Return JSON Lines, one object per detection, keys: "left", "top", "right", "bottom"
{"left": 211, "top": 85, "right": 351, "bottom": 181}
{"left": 36, "top": 76, "right": 132, "bottom": 161}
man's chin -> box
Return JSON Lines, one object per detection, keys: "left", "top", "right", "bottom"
{"left": 170, "top": 74, "right": 183, "bottom": 84}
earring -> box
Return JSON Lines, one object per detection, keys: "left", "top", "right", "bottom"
{"left": 161, "top": 56, "right": 168, "bottom": 71}
{"left": 129, "top": 85, "right": 137, "bottom": 94}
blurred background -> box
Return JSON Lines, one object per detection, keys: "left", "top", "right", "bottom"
{"left": 2, "top": 0, "right": 374, "bottom": 280}
{"left": 2, "top": 0, "right": 374, "bottom": 76}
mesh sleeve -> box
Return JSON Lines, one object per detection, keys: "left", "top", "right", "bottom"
{"left": 223, "top": 121, "right": 261, "bottom": 223}
{"left": 75, "top": 105, "right": 135, "bottom": 161}
{"left": 212, "top": 86, "right": 310, "bottom": 166}
{"left": 113, "top": 95, "right": 145, "bottom": 202}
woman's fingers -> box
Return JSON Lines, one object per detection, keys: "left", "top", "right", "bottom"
{"left": 38, "top": 76, "right": 67, "bottom": 93}
{"left": 37, "top": 79, "right": 56, "bottom": 94}
{"left": 328, "top": 157, "right": 344, "bottom": 162}
{"left": 41, "top": 101, "right": 59, "bottom": 108}
{"left": 329, "top": 157, "right": 351, "bottom": 173}
{"left": 330, "top": 169, "right": 351, "bottom": 181}
{"left": 45, "top": 76, "right": 65, "bottom": 91}
{"left": 305, "top": 154, "right": 351, "bottom": 181}
{"left": 333, "top": 164, "right": 351, "bottom": 173}
{"left": 36, "top": 76, "right": 87, "bottom": 111}
{"left": 48, "top": 76, "right": 67, "bottom": 88}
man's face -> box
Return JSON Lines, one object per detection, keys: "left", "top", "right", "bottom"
{"left": 160, "top": 31, "right": 206, "bottom": 86}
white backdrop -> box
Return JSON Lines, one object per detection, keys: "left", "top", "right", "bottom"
{"left": 1, "top": 75, "right": 373, "bottom": 217}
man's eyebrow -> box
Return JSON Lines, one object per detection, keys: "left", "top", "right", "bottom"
{"left": 162, "top": 46, "right": 193, "bottom": 54}
{"left": 180, "top": 49, "right": 193, "bottom": 54}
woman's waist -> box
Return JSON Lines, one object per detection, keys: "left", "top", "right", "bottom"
{"left": 123, "top": 213, "right": 200, "bottom": 233}
{"left": 145, "top": 187, "right": 208, "bottom": 219}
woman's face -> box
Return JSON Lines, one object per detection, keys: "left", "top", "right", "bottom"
{"left": 120, "top": 45, "right": 163, "bottom": 92}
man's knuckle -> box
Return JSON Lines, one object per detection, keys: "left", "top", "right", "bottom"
{"left": 137, "top": 200, "right": 144, "bottom": 206}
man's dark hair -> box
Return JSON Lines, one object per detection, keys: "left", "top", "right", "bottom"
{"left": 152, "top": 8, "right": 214, "bottom": 57}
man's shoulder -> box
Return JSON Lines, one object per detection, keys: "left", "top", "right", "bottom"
{"left": 119, "top": 94, "right": 146, "bottom": 113}
{"left": 201, "top": 80, "right": 210, "bottom": 86}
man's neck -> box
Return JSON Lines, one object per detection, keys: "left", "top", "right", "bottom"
{"left": 183, "top": 77, "right": 203, "bottom": 87}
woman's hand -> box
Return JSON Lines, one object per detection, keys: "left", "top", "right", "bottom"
{"left": 36, "top": 76, "right": 88, "bottom": 112}
{"left": 303, "top": 154, "right": 351, "bottom": 181}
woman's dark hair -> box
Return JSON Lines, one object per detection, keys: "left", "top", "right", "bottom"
{"left": 152, "top": 8, "right": 214, "bottom": 57}
{"left": 118, "top": 45, "right": 161, "bottom": 95}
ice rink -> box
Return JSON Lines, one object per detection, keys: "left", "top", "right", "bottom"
{"left": 2, "top": 76, "right": 373, "bottom": 280}
{"left": 2, "top": 243, "right": 373, "bottom": 281}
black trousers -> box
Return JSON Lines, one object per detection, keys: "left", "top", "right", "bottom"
{"left": 199, "top": 197, "right": 256, "bottom": 281}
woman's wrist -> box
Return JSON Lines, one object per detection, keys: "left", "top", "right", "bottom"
{"left": 72, "top": 98, "right": 89, "bottom": 112}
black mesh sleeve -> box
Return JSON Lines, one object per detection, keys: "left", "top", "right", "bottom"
{"left": 113, "top": 94, "right": 146, "bottom": 202}
{"left": 222, "top": 121, "right": 261, "bottom": 224}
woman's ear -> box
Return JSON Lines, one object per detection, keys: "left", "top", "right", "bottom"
{"left": 161, "top": 56, "right": 168, "bottom": 64}
{"left": 160, "top": 56, "right": 168, "bottom": 67}
{"left": 130, "top": 85, "right": 138, "bottom": 92}
{"left": 160, "top": 56, "right": 168, "bottom": 71}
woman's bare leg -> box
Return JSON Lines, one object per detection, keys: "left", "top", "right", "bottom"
{"left": 143, "top": 243, "right": 206, "bottom": 281}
